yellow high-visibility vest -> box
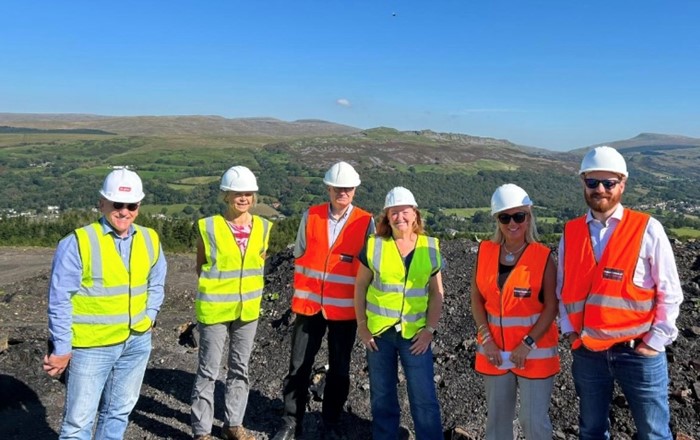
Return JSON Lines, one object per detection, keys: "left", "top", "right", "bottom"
{"left": 365, "top": 234, "right": 441, "bottom": 339}
{"left": 197, "top": 215, "right": 272, "bottom": 324}
{"left": 73, "top": 222, "right": 160, "bottom": 347}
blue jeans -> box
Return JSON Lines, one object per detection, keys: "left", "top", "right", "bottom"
{"left": 572, "top": 345, "right": 672, "bottom": 440}
{"left": 60, "top": 331, "right": 152, "bottom": 440}
{"left": 367, "top": 328, "right": 442, "bottom": 440}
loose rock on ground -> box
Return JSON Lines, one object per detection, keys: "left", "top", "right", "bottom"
{"left": 1, "top": 240, "right": 699, "bottom": 439}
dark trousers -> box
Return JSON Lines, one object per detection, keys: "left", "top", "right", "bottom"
{"left": 282, "top": 312, "right": 357, "bottom": 427}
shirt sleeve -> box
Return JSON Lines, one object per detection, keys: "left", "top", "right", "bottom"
{"left": 293, "top": 210, "right": 309, "bottom": 259}
{"left": 358, "top": 241, "right": 370, "bottom": 268}
{"left": 47, "top": 234, "right": 82, "bottom": 355}
{"left": 643, "top": 218, "right": 683, "bottom": 351}
{"left": 146, "top": 242, "right": 168, "bottom": 323}
{"left": 555, "top": 234, "right": 574, "bottom": 334}
{"left": 366, "top": 216, "right": 377, "bottom": 237}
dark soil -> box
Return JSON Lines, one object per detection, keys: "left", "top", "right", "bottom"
{"left": 1, "top": 240, "right": 699, "bottom": 440}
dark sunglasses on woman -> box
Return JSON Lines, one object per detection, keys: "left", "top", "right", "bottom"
{"left": 497, "top": 212, "right": 528, "bottom": 224}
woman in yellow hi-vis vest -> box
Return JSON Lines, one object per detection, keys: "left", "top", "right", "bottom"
{"left": 191, "top": 166, "right": 272, "bottom": 440}
{"left": 471, "top": 184, "right": 559, "bottom": 440}
{"left": 355, "top": 187, "right": 444, "bottom": 440}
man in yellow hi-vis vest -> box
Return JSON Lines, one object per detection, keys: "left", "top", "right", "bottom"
{"left": 43, "top": 168, "right": 167, "bottom": 440}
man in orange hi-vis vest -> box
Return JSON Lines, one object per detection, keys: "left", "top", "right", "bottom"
{"left": 272, "top": 162, "right": 374, "bottom": 440}
{"left": 558, "top": 146, "right": 683, "bottom": 440}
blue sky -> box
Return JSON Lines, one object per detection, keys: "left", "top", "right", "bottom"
{"left": 2, "top": 1, "right": 699, "bottom": 151}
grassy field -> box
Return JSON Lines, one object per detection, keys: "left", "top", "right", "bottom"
{"left": 394, "top": 159, "right": 517, "bottom": 174}
{"left": 139, "top": 204, "right": 195, "bottom": 216}
{"left": 139, "top": 202, "right": 281, "bottom": 218}
{"left": 442, "top": 207, "right": 490, "bottom": 218}
{"left": 670, "top": 227, "right": 700, "bottom": 238}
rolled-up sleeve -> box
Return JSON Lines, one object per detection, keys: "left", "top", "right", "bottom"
{"left": 146, "top": 243, "right": 167, "bottom": 323}
{"left": 643, "top": 219, "right": 683, "bottom": 351}
{"left": 293, "top": 210, "right": 309, "bottom": 259}
{"left": 48, "top": 235, "right": 82, "bottom": 355}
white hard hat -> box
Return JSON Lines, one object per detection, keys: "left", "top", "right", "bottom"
{"left": 323, "top": 161, "right": 361, "bottom": 187}
{"left": 99, "top": 168, "right": 145, "bottom": 203}
{"left": 384, "top": 186, "right": 418, "bottom": 209}
{"left": 579, "top": 146, "right": 628, "bottom": 177}
{"left": 491, "top": 184, "right": 533, "bottom": 215}
{"left": 220, "top": 166, "right": 259, "bottom": 192}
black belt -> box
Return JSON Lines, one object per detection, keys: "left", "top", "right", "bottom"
{"left": 611, "top": 338, "right": 643, "bottom": 349}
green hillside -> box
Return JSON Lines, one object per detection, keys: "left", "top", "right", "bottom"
{"left": 1, "top": 126, "right": 699, "bottom": 250}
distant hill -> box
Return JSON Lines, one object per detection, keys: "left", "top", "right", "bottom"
{"left": 263, "top": 126, "right": 579, "bottom": 174}
{"left": 575, "top": 133, "right": 700, "bottom": 153}
{"left": 571, "top": 133, "right": 700, "bottom": 178}
{"left": 1, "top": 112, "right": 699, "bottom": 213}
{"left": 0, "top": 125, "right": 115, "bottom": 135}
{"left": 0, "top": 113, "right": 360, "bottom": 137}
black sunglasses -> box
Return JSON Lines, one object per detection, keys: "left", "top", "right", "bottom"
{"left": 497, "top": 212, "right": 528, "bottom": 224}
{"left": 112, "top": 202, "right": 140, "bottom": 212}
{"left": 584, "top": 178, "right": 621, "bottom": 190}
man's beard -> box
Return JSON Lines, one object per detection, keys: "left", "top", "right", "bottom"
{"left": 584, "top": 190, "right": 621, "bottom": 214}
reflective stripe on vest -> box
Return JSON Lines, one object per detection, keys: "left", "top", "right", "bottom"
{"left": 197, "top": 215, "right": 271, "bottom": 324}
{"left": 72, "top": 222, "right": 159, "bottom": 347}
{"left": 292, "top": 204, "right": 372, "bottom": 320}
{"left": 474, "top": 241, "right": 559, "bottom": 378}
{"left": 365, "top": 235, "right": 441, "bottom": 339}
{"left": 561, "top": 209, "right": 654, "bottom": 351}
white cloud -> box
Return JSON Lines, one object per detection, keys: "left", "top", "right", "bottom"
{"left": 336, "top": 98, "right": 351, "bottom": 107}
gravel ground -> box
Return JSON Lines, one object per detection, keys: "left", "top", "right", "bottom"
{"left": 1, "top": 240, "right": 699, "bottom": 440}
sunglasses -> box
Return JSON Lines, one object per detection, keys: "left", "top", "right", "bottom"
{"left": 584, "top": 178, "right": 621, "bottom": 190}
{"left": 332, "top": 187, "right": 355, "bottom": 193}
{"left": 497, "top": 212, "right": 528, "bottom": 224}
{"left": 112, "top": 202, "right": 140, "bottom": 212}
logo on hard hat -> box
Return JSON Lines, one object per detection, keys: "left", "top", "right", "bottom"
{"left": 118, "top": 186, "right": 132, "bottom": 192}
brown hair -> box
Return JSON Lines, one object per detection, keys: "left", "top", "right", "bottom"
{"left": 376, "top": 207, "right": 425, "bottom": 238}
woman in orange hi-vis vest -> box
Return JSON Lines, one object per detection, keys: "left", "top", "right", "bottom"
{"left": 470, "top": 184, "right": 559, "bottom": 440}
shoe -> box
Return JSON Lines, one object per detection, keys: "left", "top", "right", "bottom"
{"left": 223, "top": 425, "right": 255, "bottom": 440}
{"left": 194, "top": 435, "right": 214, "bottom": 440}
{"left": 271, "top": 423, "right": 297, "bottom": 440}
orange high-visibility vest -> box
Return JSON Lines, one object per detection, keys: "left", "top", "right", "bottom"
{"left": 474, "top": 241, "right": 560, "bottom": 379}
{"left": 293, "top": 204, "right": 372, "bottom": 320}
{"left": 561, "top": 209, "right": 654, "bottom": 351}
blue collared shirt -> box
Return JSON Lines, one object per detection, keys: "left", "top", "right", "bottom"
{"left": 47, "top": 217, "right": 167, "bottom": 355}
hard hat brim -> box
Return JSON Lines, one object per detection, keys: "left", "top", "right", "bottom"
{"left": 99, "top": 189, "right": 145, "bottom": 203}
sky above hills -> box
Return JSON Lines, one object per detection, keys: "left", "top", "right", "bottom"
{"left": 2, "top": 1, "right": 699, "bottom": 151}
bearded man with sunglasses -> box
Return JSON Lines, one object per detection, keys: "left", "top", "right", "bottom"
{"left": 557, "top": 146, "right": 683, "bottom": 440}
{"left": 43, "top": 167, "right": 167, "bottom": 440}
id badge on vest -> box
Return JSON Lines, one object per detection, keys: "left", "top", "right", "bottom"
{"left": 513, "top": 287, "right": 532, "bottom": 298}
{"left": 602, "top": 267, "right": 624, "bottom": 281}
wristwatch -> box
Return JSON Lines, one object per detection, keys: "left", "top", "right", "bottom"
{"left": 425, "top": 325, "right": 437, "bottom": 335}
{"left": 522, "top": 335, "right": 537, "bottom": 349}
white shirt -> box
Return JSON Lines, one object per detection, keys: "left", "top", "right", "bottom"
{"left": 556, "top": 204, "right": 683, "bottom": 351}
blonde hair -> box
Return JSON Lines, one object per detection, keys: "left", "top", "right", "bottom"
{"left": 491, "top": 206, "right": 539, "bottom": 244}
{"left": 376, "top": 207, "right": 425, "bottom": 238}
